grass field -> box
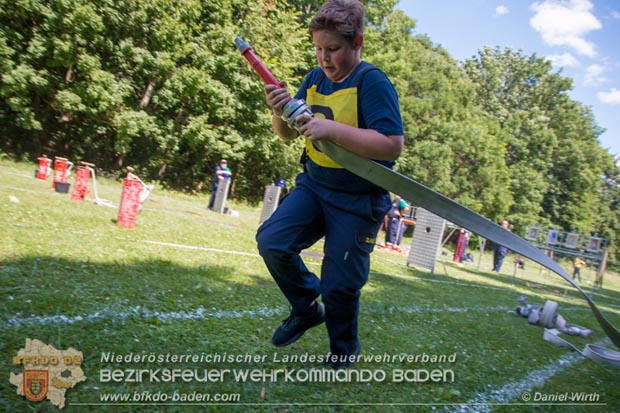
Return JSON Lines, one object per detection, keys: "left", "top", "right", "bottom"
{"left": 1, "top": 158, "right": 619, "bottom": 413}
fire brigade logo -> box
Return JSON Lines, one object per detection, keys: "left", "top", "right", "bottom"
{"left": 23, "top": 370, "right": 48, "bottom": 402}
{"left": 10, "top": 339, "right": 86, "bottom": 409}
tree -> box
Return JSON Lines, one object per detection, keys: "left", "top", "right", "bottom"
{"left": 0, "top": 0, "right": 310, "bottom": 200}
{"left": 597, "top": 159, "right": 620, "bottom": 264}
{"left": 363, "top": 12, "right": 512, "bottom": 218}
{"left": 462, "top": 46, "right": 617, "bottom": 256}
{"left": 1, "top": 0, "right": 618, "bottom": 260}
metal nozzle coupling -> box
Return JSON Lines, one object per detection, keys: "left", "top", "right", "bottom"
{"left": 282, "top": 99, "right": 313, "bottom": 130}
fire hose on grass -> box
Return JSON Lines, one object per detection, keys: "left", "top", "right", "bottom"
{"left": 235, "top": 36, "right": 620, "bottom": 366}
{"left": 86, "top": 165, "right": 115, "bottom": 208}
{"left": 87, "top": 166, "right": 154, "bottom": 212}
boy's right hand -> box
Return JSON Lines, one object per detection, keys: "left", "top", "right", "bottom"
{"left": 265, "top": 84, "right": 291, "bottom": 118}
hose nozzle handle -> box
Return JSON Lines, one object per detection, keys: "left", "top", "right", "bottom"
{"left": 235, "top": 36, "right": 313, "bottom": 131}
{"left": 234, "top": 37, "right": 282, "bottom": 86}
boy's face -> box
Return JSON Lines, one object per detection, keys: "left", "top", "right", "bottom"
{"left": 312, "top": 30, "right": 362, "bottom": 82}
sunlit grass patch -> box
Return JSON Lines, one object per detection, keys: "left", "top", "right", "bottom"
{"left": 1, "top": 159, "right": 619, "bottom": 413}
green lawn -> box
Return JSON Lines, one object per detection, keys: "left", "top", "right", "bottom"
{"left": 1, "top": 158, "right": 619, "bottom": 413}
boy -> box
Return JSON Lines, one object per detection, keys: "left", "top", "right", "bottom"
{"left": 256, "top": 0, "right": 404, "bottom": 367}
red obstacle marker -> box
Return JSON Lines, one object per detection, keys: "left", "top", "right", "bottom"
{"left": 71, "top": 162, "right": 94, "bottom": 201}
{"left": 116, "top": 178, "right": 142, "bottom": 228}
{"left": 51, "top": 156, "right": 73, "bottom": 190}
{"left": 36, "top": 155, "right": 51, "bottom": 181}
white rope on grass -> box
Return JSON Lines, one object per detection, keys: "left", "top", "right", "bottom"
{"left": 86, "top": 166, "right": 116, "bottom": 208}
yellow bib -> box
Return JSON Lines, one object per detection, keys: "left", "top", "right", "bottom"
{"left": 305, "top": 85, "right": 359, "bottom": 168}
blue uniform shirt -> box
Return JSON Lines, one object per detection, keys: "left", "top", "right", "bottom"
{"left": 295, "top": 62, "right": 403, "bottom": 192}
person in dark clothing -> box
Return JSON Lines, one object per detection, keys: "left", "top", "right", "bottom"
{"left": 493, "top": 219, "right": 510, "bottom": 272}
{"left": 385, "top": 194, "right": 408, "bottom": 246}
{"left": 207, "top": 159, "right": 231, "bottom": 210}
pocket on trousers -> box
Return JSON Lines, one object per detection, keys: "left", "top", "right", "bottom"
{"left": 356, "top": 232, "right": 377, "bottom": 254}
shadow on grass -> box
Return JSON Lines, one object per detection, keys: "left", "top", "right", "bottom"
{"left": 0, "top": 255, "right": 283, "bottom": 319}
{"left": 1, "top": 255, "right": 288, "bottom": 412}
{"left": 3, "top": 257, "right": 620, "bottom": 412}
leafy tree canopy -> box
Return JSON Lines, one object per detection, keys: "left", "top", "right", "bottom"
{"left": 1, "top": 0, "right": 617, "bottom": 260}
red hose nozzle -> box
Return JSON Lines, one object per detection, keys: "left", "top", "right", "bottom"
{"left": 235, "top": 36, "right": 312, "bottom": 130}
{"left": 235, "top": 37, "right": 282, "bottom": 87}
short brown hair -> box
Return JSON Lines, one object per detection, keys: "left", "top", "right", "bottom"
{"left": 309, "top": 0, "right": 365, "bottom": 44}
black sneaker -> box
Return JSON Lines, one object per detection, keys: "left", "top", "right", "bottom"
{"left": 271, "top": 302, "right": 325, "bottom": 347}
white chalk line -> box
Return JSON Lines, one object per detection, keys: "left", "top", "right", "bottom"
{"left": 391, "top": 305, "right": 512, "bottom": 314}
{"left": 4, "top": 233, "right": 614, "bottom": 310}
{"left": 3, "top": 178, "right": 615, "bottom": 408}
{"left": 5, "top": 297, "right": 608, "bottom": 410}
{"left": 5, "top": 304, "right": 512, "bottom": 328}
{"left": 144, "top": 240, "right": 620, "bottom": 306}
{"left": 0, "top": 183, "right": 54, "bottom": 195}
{"left": 142, "top": 240, "right": 262, "bottom": 258}
{"left": 4, "top": 305, "right": 287, "bottom": 328}
{"left": 1, "top": 217, "right": 616, "bottom": 304}
{"left": 142, "top": 239, "right": 529, "bottom": 293}
{"left": 377, "top": 271, "right": 512, "bottom": 292}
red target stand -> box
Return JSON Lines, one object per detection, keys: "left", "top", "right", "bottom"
{"left": 453, "top": 229, "right": 468, "bottom": 263}
{"left": 35, "top": 155, "right": 51, "bottom": 181}
{"left": 71, "top": 162, "right": 95, "bottom": 201}
{"left": 116, "top": 167, "right": 154, "bottom": 229}
{"left": 51, "top": 156, "right": 73, "bottom": 193}
{"left": 116, "top": 178, "right": 142, "bottom": 229}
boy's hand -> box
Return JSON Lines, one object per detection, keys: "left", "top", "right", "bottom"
{"left": 265, "top": 84, "right": 291, "bottom": 117}
{"left": 295, "top": 114, "right": 331, "bottom": 141}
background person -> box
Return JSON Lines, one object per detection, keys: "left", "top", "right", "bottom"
{"left": 385, "top": 194, "right": 408, "bottom": 248}
{"left": 395, "top": 203, "right": 411, "bottom": 248}
{"left": 208, "top": 159, "right": 231, "bottom": 210}
{"left": 573, "top": 257, "right": 586, "bottom": 282}
{"left": 492, "top": 219, "right": 510, "bottom": 272}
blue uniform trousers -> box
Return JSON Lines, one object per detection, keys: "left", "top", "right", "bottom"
{"left": 207, "top": 181, "right": 218, "bottom": 209}
{"left": 493, "top": 245, "right": 508, "bottom": 272}
{"left": 256, "top": 172, "right": 389, "bottom": 356}
{"left": 386, "top": 217, "right": 400, "bottom": 245}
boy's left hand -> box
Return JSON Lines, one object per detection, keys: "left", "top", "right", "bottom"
{"left": 295, "top": 114, "right": 332, "bottom": 142}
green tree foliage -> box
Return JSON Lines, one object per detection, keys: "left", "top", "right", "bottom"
{"left": 463, "top": 48, "right": 556, "bottom": 229}
{"left": 0, "top": 0, "right": 618, "bottom": 260}
{"left": 0, "top": 0, "right": 308, "bottom": 199}
{"left": 364, "top": 12, "right": 512, "bottom": 219}
{"left": 597, "top": 160, "right": 620, "bottom": 262}
{"left": 462, "top": 47, "right": 618, "bottom": 259}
